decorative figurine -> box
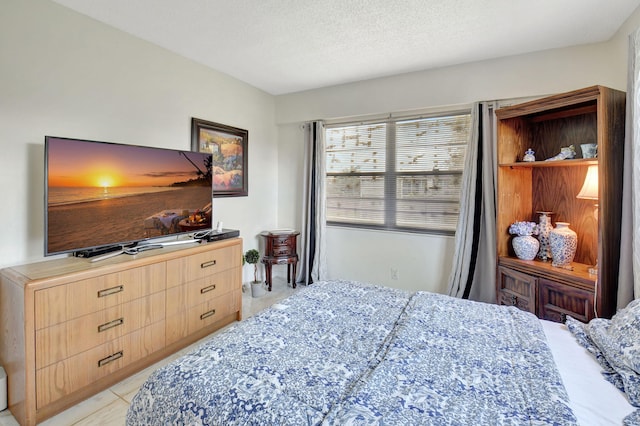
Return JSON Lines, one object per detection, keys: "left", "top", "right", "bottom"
{"left": 580, "top": 143, "right": 597, "bottom": 158}
{"left": 545, "top": 145, "right": 576, "bottom": 161}
{"left": 522, "top": 148, "right": 536, "bottom": 162}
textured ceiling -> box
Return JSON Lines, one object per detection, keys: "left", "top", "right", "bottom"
{"left": 51, "top": 0, "right": 640, "bottom": 95}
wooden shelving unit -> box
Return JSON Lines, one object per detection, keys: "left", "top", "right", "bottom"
{"left": 495, "top": 85, "right": 625, "bottom": 321}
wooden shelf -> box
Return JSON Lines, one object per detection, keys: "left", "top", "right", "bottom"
{"left": 499, "top": 159, "right": 598, "bottom": 168}
{"left": 495, "top": 85, "right": 625, "bottom": 321}
{"left": 498, "top": 256, "right": 595, "bottom": 291}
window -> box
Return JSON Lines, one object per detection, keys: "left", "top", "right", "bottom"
{"left": 325, "top": 110, "right": 471, "bottom": 234}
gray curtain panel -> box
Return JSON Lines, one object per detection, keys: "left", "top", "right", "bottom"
{"left": 297, "top": 121, "right": 327, "bottom": 286}
{"left": 618, "top": 28, "right": 640, "bottom": 306}
{"left": 447, "top": 102, "right": 497, "bottom": 303}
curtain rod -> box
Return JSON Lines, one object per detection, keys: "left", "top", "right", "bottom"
{"left": 323, "top": 105, "right": 473, "bottom": 128}
{"left": 315, "top": 92, "right": 547, "bottom": 128}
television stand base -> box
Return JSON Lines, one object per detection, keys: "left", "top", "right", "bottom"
{"left": 73, "top": 244, "right": 132, "bottom": 259}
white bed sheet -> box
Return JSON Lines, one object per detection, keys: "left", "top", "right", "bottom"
{"left": 541, "top": 320, "right": 635, "bottom": 425}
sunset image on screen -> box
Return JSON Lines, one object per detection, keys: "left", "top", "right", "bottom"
{"left": 45, "top": 137, "right": 213, "bottom": 255}
{"left": 47, "top": 138, "right": 209, "bottom": 189}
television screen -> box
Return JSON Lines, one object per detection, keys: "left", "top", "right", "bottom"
{"left": 45, "top": 136, "right": 213, "bottom": 256}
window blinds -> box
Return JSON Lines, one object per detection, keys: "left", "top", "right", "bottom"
{"left": 325, "top": 111, "right": 471, "bottom": 234}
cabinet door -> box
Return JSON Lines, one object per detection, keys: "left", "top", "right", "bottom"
{"left": 497, "top": 266, "right": 536, "bottom": 314}
{"left": 538, "top": 279, "right": 595, "bottom": 323}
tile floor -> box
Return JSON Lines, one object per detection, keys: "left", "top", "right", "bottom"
{"left": 0, "top": 277, "right": 298, "bottom": 426}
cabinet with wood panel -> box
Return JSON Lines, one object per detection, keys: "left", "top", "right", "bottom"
{"left": 495, "top": 85, "right": 625, "bottom": 322}
{"left": 0, "top": 238, "right": 242, "bottom": 426}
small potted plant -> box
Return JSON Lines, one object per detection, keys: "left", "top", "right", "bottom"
{"left": 244, "top": 249, "right": 265, "bottom": 297}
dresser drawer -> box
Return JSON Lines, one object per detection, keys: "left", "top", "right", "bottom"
{"left": 34, "top": 263, "right": 166, "bottom": 329}
{"left": 166, "top": 244, "right": 241, "bottom": 288}
{"left": 188, "top": 290, "right": 241, "bottom": 332}
{"left": 166, "top": 268, "right": 240, "bottom": 316}
{"left": 166, "top": 289, "right": 241, "bottom": 345}
{"left": 35, "top": 292, "right": 165, "bottom": 369}
{"left": 36, "top": 320, "right": 165, "bottom": 408}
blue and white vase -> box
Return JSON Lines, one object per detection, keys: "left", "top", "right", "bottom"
{"left": 537, "top": 211, "right": 553, "bottom": 261}
{"left": 550, "top": 222, "right": 577, "bottom": 267}
{"left": 512, "top": 235, "right": 539, "bottom": 261}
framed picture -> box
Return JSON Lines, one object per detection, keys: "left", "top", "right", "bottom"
{"left": 191, "top": 118, "right": 248, "bottom": 197}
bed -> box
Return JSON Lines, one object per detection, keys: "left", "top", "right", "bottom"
{"left": 126, "top": 280, "right": 638, "bottom": 425}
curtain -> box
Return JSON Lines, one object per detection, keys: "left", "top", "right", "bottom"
{"left": 297, "top": 121, "right": 327, "bottom": 286}
{"left": 618, "top": 28, "right": 640, "bottom": 305}
{"left": 447, "top": 102, "right": 497, "bottom": 302}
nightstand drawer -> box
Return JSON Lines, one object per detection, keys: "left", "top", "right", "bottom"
{"left": 272, "top": 244, "right": 293, "bottom": 256}
{"left": 273, "top": 236, "right": 292, "bottom": 246}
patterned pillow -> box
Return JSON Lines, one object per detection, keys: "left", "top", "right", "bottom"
{"left": 567, "top": 299, "right": 640, "bottom": 407}
{"left": 565, "top": 317, "right": 621, "bottom": 386}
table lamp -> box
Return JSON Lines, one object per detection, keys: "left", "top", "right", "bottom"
{"left": 576, "top": 165, "right": 598, "bottom": 275}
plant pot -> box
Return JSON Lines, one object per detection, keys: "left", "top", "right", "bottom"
{"left": 251, "top": 281, "right": 266, "bottom": 298}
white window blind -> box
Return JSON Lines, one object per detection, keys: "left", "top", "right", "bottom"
{"left": 325, "top": 111, "right": 471, "bottom": 234}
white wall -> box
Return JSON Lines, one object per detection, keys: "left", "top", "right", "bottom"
{"left": 3, "top": 0, "right": 640, "bottom": 293}
{"left": 0, "top": 0, "right": 278, "bottom": 283}
{"left": 275, "top": 7, "right": 640, "bottom": 294}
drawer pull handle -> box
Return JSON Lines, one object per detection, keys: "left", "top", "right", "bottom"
{"left": 98, "top": 317, "right": 124, "bottom": 333}
{"left": 200, "top": 284, "right": 216, "bottom": 294}
{"left": 510, "top": 295, "right": 517, "bottom": 305}
{"left": 200, "top": 309, "right": 216, "bottom": 320}
{"left": 98, "top": 350, "right": 123, "bottom": 367}
{"left": 97, "top": 285, "right": 124, "bottom": 298}
{"left": 201, "top": 260, "right": 216, "bottom": 269}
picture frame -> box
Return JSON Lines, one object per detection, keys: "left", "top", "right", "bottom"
{"left": 191, "top": 117, "right": 248, "bottom": 197}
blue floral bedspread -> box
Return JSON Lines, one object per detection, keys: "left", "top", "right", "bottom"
{"left": 126, "top": 280, "right": 576, "bottom": 425}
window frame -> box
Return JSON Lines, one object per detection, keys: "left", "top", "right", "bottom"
{"left": 325, "top": 108, "right": 472, "bottom": 236}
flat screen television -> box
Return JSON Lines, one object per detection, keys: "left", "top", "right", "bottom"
{"left": 45, "top": 136, "right": 213, "bottom": 256}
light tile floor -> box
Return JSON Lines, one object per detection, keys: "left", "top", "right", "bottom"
{"left": 0, "top": 277, "right": 298, "bottom": 426}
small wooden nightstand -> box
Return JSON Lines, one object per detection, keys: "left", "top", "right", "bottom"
{"left": 260, "top": 230, "right": 300, "bottom": 291}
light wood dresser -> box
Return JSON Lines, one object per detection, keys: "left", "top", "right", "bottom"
{"left": 0, "top": 238, "right": 242, "bottom": 425}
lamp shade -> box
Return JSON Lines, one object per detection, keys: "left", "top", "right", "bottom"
{"left": 577, "top": 165, "right": 598, "bottom": 200}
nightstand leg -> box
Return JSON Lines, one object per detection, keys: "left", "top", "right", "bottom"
{"left": 264, "top": 263, "right": 272, "bottom": 291}
{"left": 292, "top": 262, "right": 297, "bottom": 288}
